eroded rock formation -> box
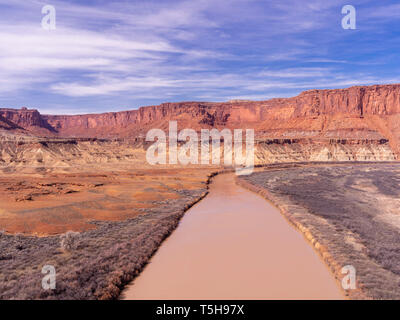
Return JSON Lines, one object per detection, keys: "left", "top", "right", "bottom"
{"left": 1, "top": 84, "right": 399, "bottom": 167}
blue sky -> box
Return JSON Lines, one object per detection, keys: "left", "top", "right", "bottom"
{"left": 0, "top": 0, "right": 400, "bottom": 114}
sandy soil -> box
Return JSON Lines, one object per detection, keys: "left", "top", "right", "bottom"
{"left": 0, "top": 169, "right": 211, "bottom": 235}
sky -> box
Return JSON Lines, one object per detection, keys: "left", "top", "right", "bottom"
{"left": 0, "top": 0, "right": 400, "bottom": 114}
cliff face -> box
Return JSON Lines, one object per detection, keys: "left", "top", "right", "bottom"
{"left": 0, "top": 108, "right": 55, "bottom": 134}
{"left": 2, "top": 84, "right": 400, "bottom": 134}
{"left": 1, "top": 84, "right": 400, "bottom": 162}
{"left": 288, "top": 85, "right": 400, "bottom": 117}
{"left": 0, "top": 108, "right": 44, "bottom": 127}
{"left": 0, "top": 114, "right": 20, "bottom": 130}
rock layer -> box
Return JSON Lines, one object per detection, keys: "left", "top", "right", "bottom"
{"left": 1, "top": 84, "right": 399, "bottom": 166}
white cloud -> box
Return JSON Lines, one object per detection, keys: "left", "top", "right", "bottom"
{"left": 51, "top": 76, "right": 179, "bottom": 96}
{"left": 258, "top": 67, "right": 332, "bottom": 78}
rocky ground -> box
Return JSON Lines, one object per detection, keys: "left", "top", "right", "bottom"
{"left": 238, "top": 163, "right": 400, "bottom": 299}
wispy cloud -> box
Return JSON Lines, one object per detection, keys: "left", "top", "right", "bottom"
{"left": 0, "top": 0, "right": 399, "bottom": 113}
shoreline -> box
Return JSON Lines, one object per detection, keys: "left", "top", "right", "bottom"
{"left": 119, "top": 162, "right": 396, "bottom": 300}
{"left": 235, "top": 177, "right": 358, "bottom": 300}
{"left": 235, "top": 163, "right": 400, "bottom": 300}
{"left": 0, "top": 168, "right": 214, "bottom": 300}
{"left": 122, "top": 171, "right": 343, "bottom": 299}
{"left": 111, "top": 170, "right": 220, "bottom": 299}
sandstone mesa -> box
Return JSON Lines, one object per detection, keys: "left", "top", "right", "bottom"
{"left": 1, "top": 84, "right": 400, "bottom": 169}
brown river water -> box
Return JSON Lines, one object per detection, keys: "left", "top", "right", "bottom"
{"left": 122, "top": 173, "right": 343, "bottom": 299}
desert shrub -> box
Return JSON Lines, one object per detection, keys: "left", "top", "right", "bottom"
{"left": 60, "top": 231, "right": 81, "bottom": 251}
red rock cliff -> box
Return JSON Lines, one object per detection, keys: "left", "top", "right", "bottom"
{"left": 2, "top": 84, "right": 400, "bottom": 145}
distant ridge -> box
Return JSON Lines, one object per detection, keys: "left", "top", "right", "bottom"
{"left": 1, "top": 84, "right": 400, "bottom": 157}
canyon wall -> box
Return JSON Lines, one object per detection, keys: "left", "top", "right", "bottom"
{"left": 1, "top": 84, "right": 399, "bottom": 168}
{"left": 1, "top": 84, "right": 400, "bottom": 135}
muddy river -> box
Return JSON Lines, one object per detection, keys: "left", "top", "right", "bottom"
{"left": 122, "top": 173, "right": 343, "bottom": 299}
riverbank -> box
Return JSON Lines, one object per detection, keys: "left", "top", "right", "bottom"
{"left": 122, "top": 173, "right": 343, "bottom": 299}
{"left": 0, "top": 168, "right": 213, "bottom": 299}
{"left": 238, "top": 163, "right": 400, "bottom": 299}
